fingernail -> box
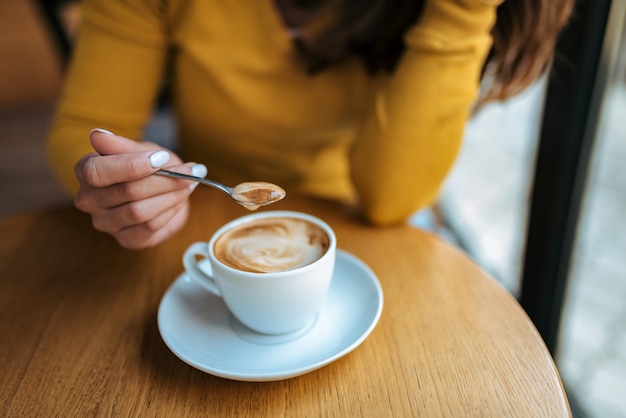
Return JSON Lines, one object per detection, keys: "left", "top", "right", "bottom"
{"left": 191, "top": 164, "right": 207, "bottom": 178}
{"left": 89, "top": 128, "right": 114, "bottom": 137}
{"left": 189, "top": 164, "right": 207, "bottom": 190}
{"left": 149, "top": 151, "right": 170, "bottom": 168}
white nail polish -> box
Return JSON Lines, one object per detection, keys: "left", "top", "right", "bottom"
{"left": 89, "top": 128, "right": 114, "bottom": 137}
{"left": 189, "top": 182, "right": 199, "bottom": 191}
{"left": 149, "top": 151, "right": 170, "bottom": 168}
{"left": 191, "top": 164, "right": 207, "bottom": 178}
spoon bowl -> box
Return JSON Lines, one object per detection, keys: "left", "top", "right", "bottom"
{"left": 154, "top": 169, "right": 286, "bottom": 209}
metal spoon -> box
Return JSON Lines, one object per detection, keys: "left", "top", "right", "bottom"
{"left": 154, "top": 169, "right": 286, "bottom": 210}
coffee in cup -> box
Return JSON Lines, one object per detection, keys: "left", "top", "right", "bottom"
{"left": 213, "top": 217, "right": 329, "bottom": 273}
{"left": 183, "top": 211, "right": 336, "bottom": 335}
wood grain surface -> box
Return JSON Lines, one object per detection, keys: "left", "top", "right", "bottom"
{"left": 0, "top": 188, "right": 570, "bottom": 417}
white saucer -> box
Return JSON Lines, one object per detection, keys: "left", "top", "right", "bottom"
{"left": 158, "top": 249, "right": 383, "bottom": 382}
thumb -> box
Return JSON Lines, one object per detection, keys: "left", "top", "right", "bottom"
{"left": 89, "top": 128, "right": 144, "bottom": 156}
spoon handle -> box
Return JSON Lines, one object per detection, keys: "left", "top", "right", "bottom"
{"left": 154, "top": 169, "right": 232, "bottom": 195}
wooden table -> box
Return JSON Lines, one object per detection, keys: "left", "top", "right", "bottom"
{"left": 0, "top": 189, "right": 570, "bottom": 417}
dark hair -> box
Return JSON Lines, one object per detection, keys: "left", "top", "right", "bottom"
{"left": 287, "top": 0, "right": 575, "bottom": 104}
{"left": 482, "top": 0, "right": 575, "bottom": 103}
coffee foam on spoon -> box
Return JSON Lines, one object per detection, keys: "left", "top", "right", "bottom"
{"left": 230, "top": 182, "right": 286, "bottom": 211}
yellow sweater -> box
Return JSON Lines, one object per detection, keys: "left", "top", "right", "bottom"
{"left": 47, "top": 0, "right": 499, "bottom": 225}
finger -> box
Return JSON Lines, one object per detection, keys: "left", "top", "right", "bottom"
{"left": 75, "top": 162, "right": 206, "bottom": 211}
{"left": 89, "top": 129, "right": 181, "bottom": 163}
{"left": 75, "top": 148, "right": 171, "bottom": 188}
{"left": 115, "top": 201, "right": 190, "bottom": 249}
{"left": 91, "top": 185, "right": 193, "bottom": 234}
{"left": 89, "top": 129, "right": 144, "bottom": 155}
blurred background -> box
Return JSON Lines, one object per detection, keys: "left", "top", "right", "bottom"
{"left": 0, "top": 0, "right": 75, "bottom": 216}
{"left": 1, "top": 1, "right": 624, "bottom": 417}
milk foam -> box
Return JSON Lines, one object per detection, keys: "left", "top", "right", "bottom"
{"left": 214, "top": 218, "right": 329, "bottom": 273}
{"left": 230, "top": 182, "right": 286, "bottom": 210}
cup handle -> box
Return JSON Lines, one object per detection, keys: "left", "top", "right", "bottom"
{"left": 183, "top": 242, "right": 222, "bottom": 296}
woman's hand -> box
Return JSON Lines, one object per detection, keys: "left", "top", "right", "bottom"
{"left": 74, "top": 129, "right": 206, "bottom": 249}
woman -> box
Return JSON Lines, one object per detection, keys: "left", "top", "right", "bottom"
{"left": 47, "top": 0, "right": 574, "bottom": 249}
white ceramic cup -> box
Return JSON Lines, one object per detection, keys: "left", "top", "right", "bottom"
{"left": 183, "top": 211, "right": 336, "bottom": 335}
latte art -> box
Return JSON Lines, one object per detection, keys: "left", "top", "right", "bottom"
{"left": 213, "top": 218, "right": 329, "bottom": 273}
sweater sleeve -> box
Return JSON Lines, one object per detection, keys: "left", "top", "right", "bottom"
{"left": 350, "top": 0, "right": 502, "bottom": 225}
{"left": 46, "top": 0, "right": 168, "bottom": 195}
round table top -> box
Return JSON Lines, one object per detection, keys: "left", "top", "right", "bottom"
{"left": 0, "top": 189, "right": 570, "bottom": 417}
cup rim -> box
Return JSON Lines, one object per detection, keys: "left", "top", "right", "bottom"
{"left": 207, "top": 210, "right": 336, "bottom": 276}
